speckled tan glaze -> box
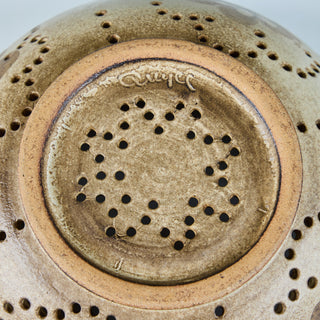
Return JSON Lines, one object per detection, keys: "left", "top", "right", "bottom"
{"left": 0, "top": 1, "right": 319, "bottom": 320}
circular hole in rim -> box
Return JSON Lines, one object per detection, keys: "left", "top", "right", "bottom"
{"left": 189, "top": 14, "right": 198, "bottom": 20}
{"left": 297, "top": 122, "right": 307, "bottom": 133}
{"left": 284, "top": 248, "right": 295, "bottom": 260}
{"left": 101, "top": 21, "right": 111, "bottom": 28}
{"left": 222, "top": 135, "right": 231, "bottom": 144}
{"left": 274, "top": 302, "right": 286, "bottom": 314}
{"left": 289, "top": 268, "right": 300, "bottom": 280}
{"left": 104, "top": 132, "right": 113, "bottom": 140}
{"left": 148, "top": 200, "right": 159, "bottom": 210}
{"left": 184, "top": 215, "right": 195, "bottom": 226}
{"left": 187, "top": 130, "right": 196, "bottom": 140}
{"left": 230, "top": 195, "right": 239, "bottom": 206}
{"left": 10, "top": 121, "right": 20, "bottom": 131}
{"left": 257, "top": 42, "right": 267, "bottom": 50}
{"left": 255, "top": 30, "right": 266, "bottom": 38}
{"left": 3, "top": 302, "right": 14, "bottom": 314}
{"left": 204, "top": 206, "right": 214, "bottom": 216}
{"left": 308, "top": 71, "right": 316, "bottom": 77}
{"left": 120, "top": 103, "right": 129, "bottom": 111}
{"left": 90, "top": 306, "right": 99, "bottom": 317}
{"left": 136, "top": 99, "right": 146, "bottom": 108}
{"left": 87, "top": 129, "right": 96, "bottom": 137}
{"left": 23, "top": 66, "right": 32, "bottom": 73}
{"left": 230, "top": 147, "right": 240, "bottom": 156}
{"left": 155, "top": 126, "right": 164, "bottom": 134}
{"left": 191, "top": 109, "right": 201, "bottom": 119}
{"left": 20, "top": 298, "right": 31, "bottom": 310}
{"left": 71, "top": 303, "right": 81, "bottom": 314}
{"left": 56, "top": 309, "right": 65, "bottom": 319}
{"left": 38, "top": 37, "right": 47, "bottom": 44}
{"left": 106, "top": 227, "right": 116, "bottom": 237}
{"left": 127, "top": 227, "right": 137, "bottom": 237}
{"left": 205, "top": 16, "right": 215, "bottom": 22}
{"left": 305, "top": 51, "right": 312, "bottom": 58}
{"left": 95, "top": 10, "right": 107, "bottom": 16}
{"left": 220, "top": 213, "right": 230, "bottom": 223}
{"left": 213, "top": 44, "right": 223, "bottom": 51}
{"left": 95, "top": 154, "right": 105, "bottom": 163}
{"left": 297, "top": 70, "right": 307, "bottom": 79}
{"left": 218, "top": 177, "right": 228, "bottom": 187}
{"left": 205, "top": 166, "right": 214, "bottom": 176}
{"left": 308, "top": 277, "right": 318, "bottom": 289}
{"left": 204, "top": 135, "right": 213, "bottom": 145}
{"left": 34, "top": 57, "right": 43, "bottom": 65}
{"left": 288, "top": 289, "right": 299, "bottom": 301}
{"left": 28, "top": 91, "right": 39, "bottom": 101}
{"left": 115, "top": 171, "right": 125, "bottom": 181}
{"left": 96, "top": 194, "right": 105, "bottom": 203}
{"left": 165, "top": 112, "right": 175, "bottom": 121}
{"left": 185, "top": 230, "right": 195, "bottom": 239}
{"left": 11, "top": 75, "right": 21, "bottom": 83}
{"left": 282, "top": 64, "right": 293, "bottom": 72}
{"left": 248, "top": 51, "right": 257, "bottom": 58}
{"left": 0, "top": 128, "right": 5, "bottom": 137}
{"left": 141, "top": 215, "right": 151, "bottom": 225}
{"left": 291, "top": 229, "right": 302, "bottom": 241}
{"left": 268, "top": 52, "right": 278, "bottom": 60}
{"left": 78, "top": 177, "right": 88, "bottom": 186}
{"left": 25, "top": 79, "right": 35, "bottom": 86}
{"left": 120, "top": 121, "right": 130, "bottom": 130}
{"left": 108, "top": 208, "right": 118, "bottom": 218}
{"left": 109, "top": 34, "right": 120, "bottom": 44}
{"left": 14, "top": 219, "right": 25, "bottom": 230}
{"left": 118, "top": 140, "right": 128, "bottom": 149}
{"left": 215, "top": 305, "right": 225, "bottom": 317}
{"left": 96, "top": 171, "right": 106, "bottom": 180}
{"left": 199, "top": 35, "right": 208, "bottom": 43}
{"left": 172, "top": 13, "right": 182, "bottom": 21}
{"left": 229, "top": 50, "right": 240, "bottom": 58}
{"left": 218, "top": 161, "right": 228, "bottom": 170}
{"left": 188, "top": 197, "right": 199, "bottom": 207}
{"left": 157, "top": 9, "right": 168, "bottom": 15}
{"left": 0, "top": 231, "right": 6, "bottom": 242}
{"left": 121, "top": 194, "right": 131, "bottom": 204}
{"left": 174, "top": 240, "right": 184, "bottom": 251}
{"left": 38, "top": 306, "right": 48, "bottom": 318}
{"left": 76, "top": 193, "right": 86, "bottom": 202}
{"left": 30, "top": 36, "right": 39, "bottom": 43}
{"left": 304, "top": 216, "right": 313, "bottom": 228}
{"left": 160, "top": 227, "right": 170, "bottom": 238}
{"left": 80, "top": 143, "right": 90, "bottom": 151}
{"left": 144, "top": 111, "right": 154, "bottom": 120}
{"left": 176, "top": 102, "right": 185, "bottom": 110}
{"left": 194, "top": 24, "right": 204, "bottom": 31}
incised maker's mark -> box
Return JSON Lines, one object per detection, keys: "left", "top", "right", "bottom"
{"left": 119, "top": 70, "right": 196, "bottom": 91}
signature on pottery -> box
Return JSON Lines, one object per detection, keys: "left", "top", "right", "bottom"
{"left": 119, "top": 71, "right": 196, "bottom": 91}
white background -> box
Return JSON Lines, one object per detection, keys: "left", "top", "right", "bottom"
{"left": 0, "top": 0, "right": 319, "bottom": 53}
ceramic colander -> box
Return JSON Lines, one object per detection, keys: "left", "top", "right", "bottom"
{"left": 0, "top": 0, "right": 319, "bottom": 319}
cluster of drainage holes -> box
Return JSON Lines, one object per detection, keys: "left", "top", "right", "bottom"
{"left": 102, "top": 195, "right": 237, "bottom": 251}
{"left": 151, "top": 1, "right": 215, "bottom": 43}
{"left": 75, "top": 99, "right": 241, "bottom": 250}
{"left": 273, "top": 213, "right": 320, "bottom": 315}
{"left": 94, "top": 9, "right": 120, "bottom": 44}
{"left": 254, "top": 29, "right": 320, "bottom": 79}
{"left": 3, "top": 299, "right": 117, "bottom": 320}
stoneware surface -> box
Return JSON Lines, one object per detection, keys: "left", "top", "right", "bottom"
{"left": 0, "top": 1, "right": 319, "bottom": 319}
